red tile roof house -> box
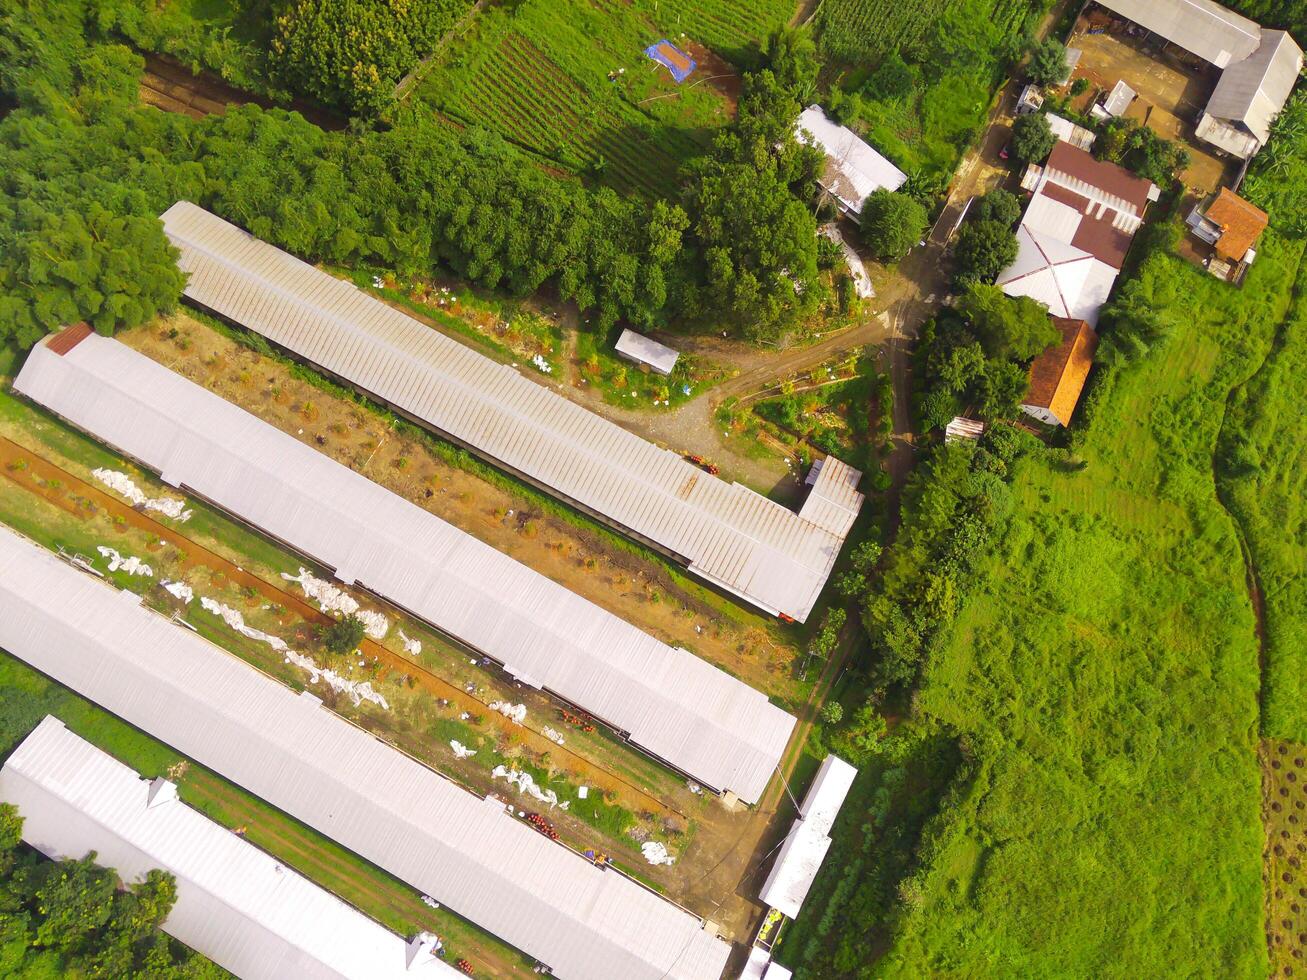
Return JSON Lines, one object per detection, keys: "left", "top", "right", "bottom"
{"left": 1021, "top": 318, "right": 1100, "bottom": 427}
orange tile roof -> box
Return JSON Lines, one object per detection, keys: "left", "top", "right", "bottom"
{"left": 1205, "top": 187, "right": 1268, "bottom": 262}
{"left": 1025, "top": 318, "right": 1099, "bottom": 426}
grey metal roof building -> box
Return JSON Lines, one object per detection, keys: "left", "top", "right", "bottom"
{"left": 15, "top": 333, "right": 795, "bottom": 805}
{"left": 1092, "top": 0, "right": 1303, "bottom": 158}
{"left": 614, "top": 329, "right": 680, "bottom": 376}
{"left": 0, "top": 522, "right": 731, "bottom": 980}
{"left": 158, "top": 202, "right": 862, "bottom": 623}
{"left": 1, "top": 716, "right": 461, "bottom": 980}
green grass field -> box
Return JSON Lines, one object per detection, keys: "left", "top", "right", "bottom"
{"left": 415, "top": 0, "right": 791, "bottom": 197}
{"left": 785, "top": 233, "right": 1306, "bottom": 975}
{"left": 1218, "top": 258, "right": 1307, "bottom": 744}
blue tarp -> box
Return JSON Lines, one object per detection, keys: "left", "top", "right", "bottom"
{"left": 644, "top": 40, "right": 695, "bottom": 83}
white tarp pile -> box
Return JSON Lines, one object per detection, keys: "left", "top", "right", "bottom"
{"left": 542, "top": 727, "right": 566, "bottom": 746}
{"left": 820, "top": 224, "right": 875, "bottom": 299}
{"left": 281, "top": 568, "right": 389, "bottom": 639}
{"left": 96, "top": 546, "right": 153, "bottom": 577}
{"left": 488, "top": 701, "right": 527, "bottom": 724}
{"left": 162, "top": 580, "right": 194, "bottom": 603}
{"left": 641, "top": 841, "right": 675, "bottom": 866}
{"left": 450, "top": 740, "right": 476, "bottom": 759}
{"left": 399, "top": 629, "right": 422, "bottom": 655}
{"left": 198, "top": 597, "right": 389, "bottom": 710}
{"left": 91, "top": 468, "right": 191, "bottom": 521}
{"left": 491, "top": 765, "right": 568, "bottom": 810}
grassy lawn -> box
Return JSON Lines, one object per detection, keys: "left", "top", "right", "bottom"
{"left": 0, "top": 653, "right": 534, "bottom": 978}
{"left": 792, "top": 233, "right": 1305, "bottom": 976}
{"left": 1217, "top": 258, "right": 1307, "bottom": 744}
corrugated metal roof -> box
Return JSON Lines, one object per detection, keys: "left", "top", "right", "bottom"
{"left": 795, "top": 106, "right": 907, "bottom": 216}
{"left": 1093, "top": 0, "right": 1262, "bottom": 67}
{"left": 0, "top": 523, "right": 731, "bottom": 980}
{"left": 758, "top": 756, "right": 856, "bottom": 919}
{"left": 614, "top": 330, "right": 679, "bottom": 375}
{"left": 1, "top": 716, "right": 462, "bottom": 980}
{"left": 798, "top": 457, "right": 862, "bottom": 539}
{"left": 1205, "top": 29, "right": 1303, "bottom": 143}
{"left": 14, "top": 334, "right": 795, "bottom": 805}
{"left": 158, "top": 202, "right": 861, "bottom": 624}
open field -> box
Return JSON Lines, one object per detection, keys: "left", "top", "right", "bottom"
{"left": 0, "top": 653, "right": 535, "bottom": 978}
{"left": 816, "top": 0, "right": 1047, "bottom": 182}
{"left": 788, "top": 233, "right": 1306, "bottom": 974}
{"left": 413, "top": 0, "right": 781, "bottom": 197}
{"left": 1218, "top": 258, "right": 1307, "bottom": 744}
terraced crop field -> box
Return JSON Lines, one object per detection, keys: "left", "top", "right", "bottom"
{"left": 416, "top": 0, "right": 794, "bottom": 197}
{"left": 816, "top": 0, "right": 1033, "bottom": 64}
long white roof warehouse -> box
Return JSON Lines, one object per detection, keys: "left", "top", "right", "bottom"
{"left": 159, "top": 201, "right": 863, "bottom": 623}
{"left": 16, "top": 331, "right": 795, "bottom": 805}
{"left": 1, "top": 716, "right": 462, "bottom": 980}
{"left": 0, "top": 522, "right": 731, "bottom": 980}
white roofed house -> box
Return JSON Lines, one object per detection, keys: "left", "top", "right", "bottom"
{"left": 998, "top": 142, "right": 1158, "bottom": 326}
{"left": 1, "top": 716, "right": 462, "bottom": 980}
{"left": 1091, "top": 0, "right": 1303, "bottom": 158}
{"left": 614, "top": 329, "right": 679, "bottom": 376}
{"left": 795, "top": 105, "right": 907, "bottom": 221}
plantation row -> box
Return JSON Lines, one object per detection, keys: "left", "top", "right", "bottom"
{"left": 817, "top": 0, "right": 1033, "bottom": 65}
{"left": 633, "top": 0, "right": 795, "bottom": 62}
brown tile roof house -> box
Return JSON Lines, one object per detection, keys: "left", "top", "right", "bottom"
{"left": 1204, "top": 187, "right": 1269, "bottom": 261}
{"left": 1021, "top": 318, "right": 1099, "bottom": 427}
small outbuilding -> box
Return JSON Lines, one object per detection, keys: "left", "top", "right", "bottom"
{"left": 1021, "top": 318, "right": 1099, "bottom": 428}
{"left": 614, "top": 328, "right": 680, "bottom": 375}
{"left": 1187, "top": 186, "right": 1268, "bottom": 266}
{"left": 1102, "top": 78, "right": 1136, "bottom": 116}
{"left": 1046, "top": 112, "right": 1096, "bottom": 150}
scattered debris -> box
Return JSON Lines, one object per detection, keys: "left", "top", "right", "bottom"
{"left": 281, "top": 568, "right": 388, "bottom": 638}
{"left": 421, "top": 895, "right": 441, "bottom": 910}
{"left": 450, "top": 740, "right": 477, "bottom": 759}
{"left": 687, "top": 781, "right": 703, "bottom": 795}
{"left": 96, "top": 546, "right": 153, "bottom": 577}
{"left": 491, "top": 765, "right": 569, "bottom": 810}
{"left": 641, "top": 841, "right": 676, "bottom": 866}
{"left": 91, "top": 468, "right": 191, "bottom": 521}
{"left": 489, "top": 701, "right": 527, "bottom": 724}
{"left": 524, "top": 812, "right": 560, "bottom": 840}
{"left": 399, "top": 629, "right": 422, "bottom": 655}
{"left": 531, "top": 353, "right": 552, "bottom": 374}
{"left": 577, "top": 786, "right": 589, "bottom": 800}
{"left": 542, "top": 727, "right": 566, "bottom": 746}
{"left": 162, "top": 580, "right": 194, "bottom": 604}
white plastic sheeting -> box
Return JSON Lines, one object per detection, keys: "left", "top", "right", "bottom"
{"left": 0, "top": 523, "right": 731, "bottom": 980}
{"left": 16, "top": 332, "right": 794, "bottom": 805}
{"left": 91, "top": 468, "right": 191, "bottom": 521}
{"left": 0, "top": 717, "right": 460, "bottom": 980}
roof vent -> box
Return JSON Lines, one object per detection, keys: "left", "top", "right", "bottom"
{"left": 146, "top": 777, "right": 178, "bottom": 809}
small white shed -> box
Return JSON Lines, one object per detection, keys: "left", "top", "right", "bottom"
{"left": 614, "top": 329, "right": 680, "bottom": 375}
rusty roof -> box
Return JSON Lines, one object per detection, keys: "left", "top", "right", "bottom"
{"left": 46, "top": 323, "right": 92, "bottom": 356}
{"left": 1205, "top": 187, "right": 1268, "bottom": 261}
{"left": 1047, "top": 143, "right": 1155, "bottom": 214}
{"left": 1025, "top": 318, "right": 1099, "bottom": 426}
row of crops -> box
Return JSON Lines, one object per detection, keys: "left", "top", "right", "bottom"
{"left": 417, "top": 0, "right": 775, "bottom": 198}
{"left": 815, "top": 0, "right": 1033, "bottom": 66}
{"left": 631, "top": 0, "right": 795, "bottom": 64}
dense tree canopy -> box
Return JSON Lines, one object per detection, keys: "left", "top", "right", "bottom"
{"left": 952, "top": 219, "right": 1018, "bottom": 286}
{"left": 860, "top": 190, "right": 928, "bottom": 261}
{"left": 1026, "top": 37, "right": 1069, "bottom": 86}
{"left": 957, "top": 282, "right": 1057, "bottom": 361}
{"left": 1010, "top": 111, "right": 1055, "bottom": 163}
{"left": 972, "top": 188, "right": 1022, "bottom": 228}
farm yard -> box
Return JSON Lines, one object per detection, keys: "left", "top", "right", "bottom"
{"left": 414, "top": 0, "right": 790, "bottom": 197}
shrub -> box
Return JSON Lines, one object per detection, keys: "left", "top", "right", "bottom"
{"left": 319, "top": 613, "right": 366, "bottom": 656}
{"left": 1010, "top": 112, "right": 1055, "bottom": 163}
{"left": 860, "top": 190, "right": 929, "bottom": 262}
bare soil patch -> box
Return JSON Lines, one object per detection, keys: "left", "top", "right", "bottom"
{"left": 1264, "top": 738, "right": 1307, "bottom": 978}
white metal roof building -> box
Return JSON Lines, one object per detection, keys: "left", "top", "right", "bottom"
{"left": 795, "top": 106, "right": 908, "bottom": 219}
{"left": 15, "top": 332, "right": 795, "bottom": 806}
{"left": 1094, "top": 0, "right": 1262, "bottom": 68}
{"left": 614, "top": 329, "right": 679, "bottom": 375}
{"left": 1045, "top": 113, "right": 1097, "bottom": 151}
{"left": 159, "top": 202, "right": 861, "bottom": 624}
{"left": 0, "top": 522, "right": 731, "bottom": 980}
{"left": 758, "top": 755, "right": 857, "bottom": 920}
{"left": 1, "top": 716, "right": 461, "bottom": 980}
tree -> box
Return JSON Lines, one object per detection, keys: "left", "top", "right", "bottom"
{"left": 1010, "top": 111, "right": 1055, "bottom": 163}
{"left": 835, "top": 540, "right": 883, "bottom": 598}
{"left": 820, "top": 701, "right": 844, "bottom": 725}
{"left": 859, "top": 190, "right": 928, "bottom": 261}
{"left": 972, "top": 189, "right": 1022, "bottom": 228}
{"left": 1027, "top": 39, "right": 1070, "bottom": 86}
{"left": 319, "top": 613, "right": 366, "bottom": 655}
{"left": 952, "top": 220, "right": 1018, "bottom": 286}
{"left": 957, "top": 282, "right": 1057, "bottom": 361}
